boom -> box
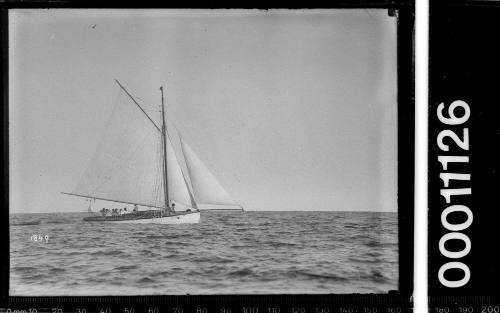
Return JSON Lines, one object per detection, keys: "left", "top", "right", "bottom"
{"left": 61, "top": 192, "right": 163, "bottom": 209}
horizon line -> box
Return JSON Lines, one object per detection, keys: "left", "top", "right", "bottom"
{"left": 9, "top": 210, "right": 397, "bottom": 214}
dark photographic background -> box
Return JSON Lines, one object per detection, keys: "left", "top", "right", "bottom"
{"left": 429, "top": 3, "right": 500, "bottom": 301}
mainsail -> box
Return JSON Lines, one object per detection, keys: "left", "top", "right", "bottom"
{"left": 72, "top": 89, "right": 165, "bottom": 208}
{"left": 180, "top": 138, "right": 240, "bottom": 207}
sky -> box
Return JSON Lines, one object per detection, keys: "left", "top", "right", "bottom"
{"left": 9, "top": 9, "right": 398, "bottom": 213}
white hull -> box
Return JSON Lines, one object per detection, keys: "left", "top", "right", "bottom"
{"left": 106, "top": 212, "right": 200, "bottom": 224}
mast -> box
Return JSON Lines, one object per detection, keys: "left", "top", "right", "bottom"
{"left": 160, "top": 85, "right": 171, "bottom": 214}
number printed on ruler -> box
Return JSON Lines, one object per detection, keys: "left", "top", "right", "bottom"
{"left": 436, "top": 100, "right": 472, "bottom": 288}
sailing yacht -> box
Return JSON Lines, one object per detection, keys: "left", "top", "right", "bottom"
{"left": 63, "top": 80, "right": 243, "bottom": 224}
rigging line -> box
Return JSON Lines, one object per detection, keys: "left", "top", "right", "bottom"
{"left": 114, "top": 79, "right": 162, "bottom": 133}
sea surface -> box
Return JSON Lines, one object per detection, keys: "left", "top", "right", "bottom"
{"left": 10, "top": 211, "right": 398, "bottom": 295}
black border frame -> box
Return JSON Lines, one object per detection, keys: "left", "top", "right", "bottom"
{"left": 428, "top": 0, "right": 500, "bottom": 308}
{"left": 0, "top": 2, "right": 414, "bottom": 311}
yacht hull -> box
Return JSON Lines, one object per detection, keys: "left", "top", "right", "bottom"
{"left": 83, "top": 211, "right": 200, "bottom": 224}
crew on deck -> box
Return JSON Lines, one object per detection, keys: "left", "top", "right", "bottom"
{"left": 99, "top": 207, "right": 130, "bottom": 217}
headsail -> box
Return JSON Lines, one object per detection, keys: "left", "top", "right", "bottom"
{"left": 180, "top": 138, "right": 240, "bottom": 207}
{"left": 165, "top": 133, "right": 196, "bottom": 208}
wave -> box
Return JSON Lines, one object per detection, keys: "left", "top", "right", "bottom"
{"left": 139, "top": 249, "right": 162, "bottom": 258}
{"left": 12, "top": 266, "right": 37, "bottom": 273}
{"left": 137, "top": 277, "right": 156, "bottom": 284}
{"left": 44, "top": 220, "right": 72, "bottom": 224}
{"left": 147, "top": 234, "right": 182, "bottom": 240}
{"left": 156, "top": 269, "right": 184, "bottom": 277}
{"left": 65, "top": 251, "right": 86, "bottom": 256}
{"left": 265, "top": 240, "right": 298, "bottom": 248}
{"left": 348, "top": 257, "right": 381, "bottom": 264}
{"left": 20, "top": 273, "right": 48, "bottom": 282}
{"left": 291, "top": 270, "right": 349, "bottom": 282}
{"left": 49, "top": 267, "right": 66, "bottom": 274}
{"left": 229, "top": 268, "right": 254, "bottom": 277}
{"left": 364, "top": 251, "right": 382, "bottom": 258}
{"left": 192, "top": 256, "right": 234, "bottom": 264}
{"left": 90, "top": 250, "right": 126, "bottom": 257}
{"left": 364, "top": 240, "right": 382, "bottom": 248}
{"left": 230, "top": 244, "right": 248, "bottom": 250}
{"left": 378, "top": 242, "right": 399, "bottom": 248}
{"left": 114, "top": 265, "right": 138, "bottom": 271}
{"left": 357, "top": 270, "right": 390, "bottom": 284}
{"left": 12, "top": 221, "right": 41, "bottom": 226}
{"left": 370, "top": 270, "right": 388, "bottom": 283}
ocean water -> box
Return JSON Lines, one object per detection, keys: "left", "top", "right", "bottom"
{"left": 10, "top": 211, "right": 398, "bottom": 295}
